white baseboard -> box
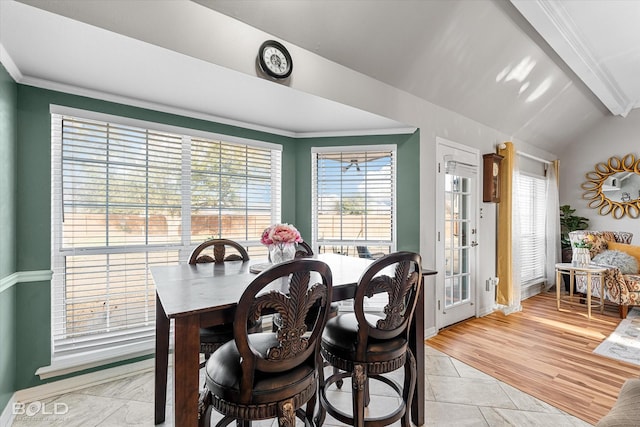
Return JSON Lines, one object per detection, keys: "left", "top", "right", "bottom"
{"left": 477, "top": 306, "right": 495, "bottom": 317}
{"left": 424, "top": 326, "right": 437, "bottom": 339}
{"left": 497, "top": 303, "right": 523, "bottom": 315}
{"left": 522, "top": 282, "right": 544, "bottom": 300}
{"left": 1, "top": 394, "right": 17, "bottom": 427}
{"left": 14, "top": 358, "right": 155, "bottom": 405}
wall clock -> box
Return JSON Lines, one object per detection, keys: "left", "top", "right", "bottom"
{"left": 483, "top": 153, "right": 504, "bottom": 203}
{"left": 258, "top": 40, "right": 293, "bottom": 79}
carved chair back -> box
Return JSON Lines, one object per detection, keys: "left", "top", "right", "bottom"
{"left": 233, "top": 259, "right": 332, "bottom": 393}
{"left": 352, "top": 251, "right": 422, "bottom": 358}
{"left": 188, "top": 238, "right": 249, "bottom": 264}
{"left": 295, "top": 240, "right": 314, "bottom": 258}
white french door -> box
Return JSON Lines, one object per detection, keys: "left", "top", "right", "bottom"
{"left": 436, "top": 139, "right": 479, "bottom": 329}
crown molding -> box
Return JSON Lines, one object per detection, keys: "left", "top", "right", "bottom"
{"left": 0, "top": 42, "right": 23, "bottom": 81}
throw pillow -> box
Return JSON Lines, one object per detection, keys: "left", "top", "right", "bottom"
{"left": 607, "top": 242, "right": 640, "bottom": 267}
{"left": 588, "top": 233, "right": 609, "bottom": 259}
{"left": 592, "top": 250, "right": 639, "bottom": 275}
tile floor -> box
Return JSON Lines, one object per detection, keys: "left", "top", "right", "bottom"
{"left": 10, "top": 346, "right": 593, "bottom": 426}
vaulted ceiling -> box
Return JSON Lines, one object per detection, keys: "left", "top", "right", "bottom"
{"left": 1, "top": 0, "right": 636, "bottom": 154}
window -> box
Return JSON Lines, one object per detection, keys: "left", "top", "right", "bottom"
{"left": 50, "top": 106, "right": 281, "bottom": 369}
{"left": 518, "top": 173, "right": 546, "bottom": 286}
{"left": 311, "top": 146, "right": 396, "bottom": 257}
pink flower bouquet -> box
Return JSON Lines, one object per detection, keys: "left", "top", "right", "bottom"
{"left": 261, "top": 223, "right": 303, "bottom": 248}
{"left": 261, "top": 223, "right": 303, "bottom": 264}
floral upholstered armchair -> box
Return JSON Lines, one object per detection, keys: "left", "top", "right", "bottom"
{"left": 568, "top": 230, "right": 640, "bottom": 318}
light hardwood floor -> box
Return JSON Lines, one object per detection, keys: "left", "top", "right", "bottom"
{"left": 426, "top": 292, "right": 640, "bottom": 425}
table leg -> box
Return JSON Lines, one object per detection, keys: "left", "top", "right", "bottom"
{"left": 155, "top": 293, "right": 169, "bottom": 425}
{"left": 174, "top": 315, "right": 200, "bottom": 427}
{"left": 587, "top": 271, "right": 592, "bottom": 318}
{"left": 569, "top": 271, "right": 574, "bottom": 297}
{"left": 410, "top": 281, "right": 425, "bottom": 425}
{"left": 599, "top": 273, "right": 605, "bottom": 314}
{"left": 556, "top": 269, "right": 561, "bottom": 310}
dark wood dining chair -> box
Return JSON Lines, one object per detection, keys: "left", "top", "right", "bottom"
{"left": 198, "top": 258, "right": 333, "bottom": 427}
{"left": 188, "top": 238, "right": 262, "bottom": 366}
{"left": 295, "top": 240, "right": 314, "bottom": 257}
{"left": 317, "top": 251, "right": 423, "bottom": 427}
{"left": 274, "top": 240, "right": 339, "bottom": 333}
{"left": 189, "top": 238, "right": 250, "bottom": 264}
{"left": 356, "top": 245, "right": 385, "bottom": 260}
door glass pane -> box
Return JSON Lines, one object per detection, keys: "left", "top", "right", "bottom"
{"left": 444, "top": 173, "right": 472, "bottom": 309}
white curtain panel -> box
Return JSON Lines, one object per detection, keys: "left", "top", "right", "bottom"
{"left": 545, "top": 162, "right": 561, "bottom": 290}
{"left": 510, "top": 153, "right": 523, "bottom": 313}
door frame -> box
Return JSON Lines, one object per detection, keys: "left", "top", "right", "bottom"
{"left": 435, "top": 137, "right": 480, "bottom": 330}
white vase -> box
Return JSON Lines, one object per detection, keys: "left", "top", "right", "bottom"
{"left": 269, "top": 243, "right": 296, "bottom": 264}
{"left": 572, "top": 247, "right": 591, "bottom": 267}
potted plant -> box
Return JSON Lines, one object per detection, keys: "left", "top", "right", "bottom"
{"left": 560, "top": 205, "right": 590, "bottom": 262}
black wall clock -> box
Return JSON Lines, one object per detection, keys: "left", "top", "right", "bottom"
{"left": 258, "top": 40, "right": 293, "bottom": 79}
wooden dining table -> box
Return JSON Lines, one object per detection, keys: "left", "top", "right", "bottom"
{"left": 153, "top": 253, "right": 436, "bottom": 426}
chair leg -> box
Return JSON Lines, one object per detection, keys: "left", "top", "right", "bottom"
{"left": 199, "top": 405, "right": 213, "bottom": 427}
{"left": 334, "top": 366, "right": 343, "bottom": 389}
{"left": 315, "top": 360, "right": 327, "bottom": 427}
{"left": 305, "top": 393, "right": 317, "bottom": 426}
{"left": 401, "top": 349, "right": 417, "bottom": 427}
{"left": 198, "top": 388, "right": 212, "bottom": 427}
{"left": 352, "top": 364, "right": 367, "bottom": 427}
{"left": 364, "top": 378, "right": 370, "bottom": 407}
{"left": 620, "top": 305, "right": 629, "bottom": 319}
{"left": 277, "top": 400, "right": 295, "bottom": 427}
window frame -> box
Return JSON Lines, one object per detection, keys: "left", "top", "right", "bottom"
{"left": 311, "top": 145, "right": 397, "bottom": 312}
{"left": 45, "top": 105, "right": 282, "bottom": 377}
{"left": 311, "top": 145, "right": 397, "bottom": 255}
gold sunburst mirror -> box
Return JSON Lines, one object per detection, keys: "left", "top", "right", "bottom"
{"left": 581, "top": 154, "right": 640, "bottom": 219}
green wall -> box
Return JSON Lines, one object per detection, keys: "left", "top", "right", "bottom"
{"left": 8, "top": 84, "right": 420, "bottom": 401}
{"left": 13, "top": 85, "right": 297, "bottom": 391}
{"left": 0, "top": 63, "right": 17, "bottom": 414}
{"left": 293, "top": 131, "right": 421, "bottom": 253}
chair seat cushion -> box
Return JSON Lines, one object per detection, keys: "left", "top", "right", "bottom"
{"left": 321, "top": 313, "right": 408, "bottom": 363}
{"left": 205, "top": 333, "right": 316, "bottom": 404}
{"left": 200, "top": 318, "right": 263, "bottom": 344}
{"left": 199, "top": 324, "right": 234, "bottom": 344}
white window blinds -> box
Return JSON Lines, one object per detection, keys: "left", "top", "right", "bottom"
{"left": 518, "top": 173, "right": 547, "bottom": 285}
{"left": 51, "top": 109, "right": 281, "bottom": 366}
{"left": 190, "top": 137, "right": 281, "bottom": 242}
{"left": 311, "top": 146, "right": 396, "bottom": 258}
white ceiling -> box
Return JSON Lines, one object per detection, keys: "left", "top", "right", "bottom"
{"left": 1, "top": 0, "right": 637, "bottom": 153}
{"left": 512, "top": 0, "right": 640, "bottom": 117}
